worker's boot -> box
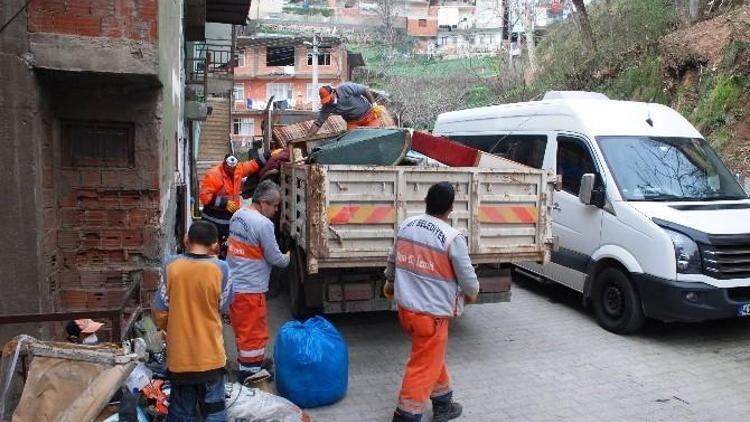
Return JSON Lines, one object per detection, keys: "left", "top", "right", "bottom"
{"left": 392, "top": 408, "right": 422, "bottom": 422}
{"left": 431, "top": 393, "right": 463, "bottom": 422}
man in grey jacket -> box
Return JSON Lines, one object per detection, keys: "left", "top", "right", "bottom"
{"left": 307, "top": 82, "right": 382, "bottom": 134}
{"left": 384, "top": 182, "right": 480, "bottom": 422}
{"left": 227, "top": 180, "right": 290, "bottom": 383}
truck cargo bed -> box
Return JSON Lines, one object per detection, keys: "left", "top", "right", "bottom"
{"left": 281, "top": 164, "right": 556, "bottom": 274}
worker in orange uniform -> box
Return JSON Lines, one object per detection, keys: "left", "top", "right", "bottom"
{"left": 384, "top": 182, "right": 480, "bottom": 422}
{"left": 199, "top": 151, "right": 281, "bottom": 256}
{"left": 227, "top": 180, "right": 290, "bottom": 383}
{"left": 306, "top": 82, "right": 386, "bottom": 135}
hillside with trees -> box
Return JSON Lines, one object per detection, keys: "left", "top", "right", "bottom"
{"left": 353, "top": 0, "right": 750, "bottom": 176}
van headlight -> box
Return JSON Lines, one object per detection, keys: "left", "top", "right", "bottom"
{"left": 662, "top": 228, "right": 701, "bottom": 274}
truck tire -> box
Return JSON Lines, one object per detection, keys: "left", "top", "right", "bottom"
{"left": 592, "top": 267, "right": 646, "bottom": 334}
{"left": 289, "top": 244, "right": 314, "bottom": 320}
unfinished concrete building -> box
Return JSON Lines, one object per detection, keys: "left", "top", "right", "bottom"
{"left": 0, "top": 0, "right": 251, "bottom": 343}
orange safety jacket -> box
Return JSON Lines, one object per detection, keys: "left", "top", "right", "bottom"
{"left": 199, "top": 150, "right": 283, "bottom": 224}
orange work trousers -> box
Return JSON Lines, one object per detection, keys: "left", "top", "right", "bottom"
{"left": 346, "top": 110, "right": 381, "bottom": 130}
{"left": 230, "top": 292, "right": 268, "bottom": 371}
{"left": 397, "top": 307, "right": 452, "bottom": 415}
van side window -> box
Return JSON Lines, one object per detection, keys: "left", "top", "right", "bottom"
{"left": 447, "top": 134, "right": 547, "bottom": 169}
{"left": 557, "top": 136, "right": 597, "bottom": 195}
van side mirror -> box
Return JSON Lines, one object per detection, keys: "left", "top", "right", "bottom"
{"left": 579, "top": 173, "right": 606, "bottom": 207}
{"left": 579, "top": 174, "right": 596, "bottom": 205}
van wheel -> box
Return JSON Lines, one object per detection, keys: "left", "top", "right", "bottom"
{"left": 592, "top": 268, "right": 645, "bottom": 334}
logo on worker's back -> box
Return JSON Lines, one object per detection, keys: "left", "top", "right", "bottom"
{"left": 396, "top": 250, "right": 436, "bottom": 274}
{"left": 406, "top": 218, "right": 447, "bottom": 246}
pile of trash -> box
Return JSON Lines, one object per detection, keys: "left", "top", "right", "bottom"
{"left": 0, "top": 316, "right": 311, "bottom": 422}
{"left": 282, "top": 127, "right": 532, "bottom": 171}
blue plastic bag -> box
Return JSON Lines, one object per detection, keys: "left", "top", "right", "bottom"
{"left": 274, "top": 316, "right": 348, "bottom": 408}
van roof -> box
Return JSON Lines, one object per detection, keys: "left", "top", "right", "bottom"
{"left": 433, "top": 96, "right": 703, "bottom": 139}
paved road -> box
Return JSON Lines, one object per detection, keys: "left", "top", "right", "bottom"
{"left": 229, "top": 278, "right": 750, "bottom": 421}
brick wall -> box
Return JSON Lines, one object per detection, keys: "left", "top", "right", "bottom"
{"left": 407, "top": 17, "right": 439, "bottom": 37}
{"left": 57, "top": 187, "right": 161, "bottom": 310}
{"left": 28, "top": 0, "right": 158, "bottom": 42}
{"left": 39, "top": 74, "right": 164, "bottom": 314}
{"left": 234, "top": 78, "right": 342, "bottom": 112}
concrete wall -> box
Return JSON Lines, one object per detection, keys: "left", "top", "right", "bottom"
{"left": 0, "top": 0, "right": 52, "bottom": 343}
{"left": 157, "top": 0, "right": 186, "bottom": 260}
{"left": 27, "top": 0, "right": 158, "bottom": 75}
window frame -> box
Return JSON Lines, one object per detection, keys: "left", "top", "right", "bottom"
{"left": 61, "top": 120, "right": 135, "bottom": 169}
{"left": 266, "top": 46, "right": 295, "bottom": 67}
{"left": 232, "top": 118, "right": 254, "bottom": 136}
{"left": 233, "top": 84, "right": 245, "bottom": 102}
{"left": 307, "top": 48, "right": 332, "bottom": 66}
{"left": 266, "top": 83, "right": 294, "bottom": 103}
{"left": 555, "top": 135, "right": 600, "bottom": 196}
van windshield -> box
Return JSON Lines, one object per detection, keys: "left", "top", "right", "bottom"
{"left": 597, "top": 136, "right": 747, "bottom": 201}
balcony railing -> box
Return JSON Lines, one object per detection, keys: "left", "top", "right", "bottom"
{"left": 187, "top": 43, "right": 235, "bottom": 86}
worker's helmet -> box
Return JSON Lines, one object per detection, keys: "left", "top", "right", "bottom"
{"left": 319, "top": 85, "right": 335, "bottom": 106}
{"left": 224, "top": 155, "right": 239, "bottom": 168}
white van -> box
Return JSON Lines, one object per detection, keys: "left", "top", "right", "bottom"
{"left": 433, "top": 91, "right": 750, "bottom": 333}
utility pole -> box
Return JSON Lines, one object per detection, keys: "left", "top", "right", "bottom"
{"left": 312, "top": 33, "right": 320, "bottom": 112}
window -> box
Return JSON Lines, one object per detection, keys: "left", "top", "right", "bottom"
{"left": 267, "top": 83, "right": 293, "bottom": 102}
{"left": 62, "top": 121, "right": 134, "bottom": 168}
{"left": 235, "top": 51, "right": 245, "bottom": 68}
{"left": 448, "top": 134, "right": 547, "bottom": 169}
{"left": 597, "top": 136, "right": 747, "bottom": 201}
{"left": 440, "top": 36, "right": 448, "bottom": 45}
{"left": 307, "top": 49, "right": 331, "bottom": 66}
{"left": 232, "top": 118, "right": 254, "bottom": 136}
{"left": 418, "top": 18, "right": 427, "bottom": 27}
{"left": 307, "top": 83, "right": 326, "bottom": 101}
{"left": 233, "top": 84, "right": 244, "bottom": 101}
{"left": 266, "top": 46, "right": 295, "bottom": 66}
{"left": 557, "top": 136, "right": 597, "bottom": 195}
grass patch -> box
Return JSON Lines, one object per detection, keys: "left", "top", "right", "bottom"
{"left": 692, "top": 75, "right": 744, "bottom": 131}
{"left": 282, "top": 6, "right": 334, "bottom": 17}
{"left": 723, "top": 40, "right": 748, "bottom": 69}
{"left": 602, "top": 57, "right": 668, "bottom": 104}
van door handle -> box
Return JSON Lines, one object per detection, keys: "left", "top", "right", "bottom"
{"left": 552, "top": 202, "right": 561, "bottom": 212}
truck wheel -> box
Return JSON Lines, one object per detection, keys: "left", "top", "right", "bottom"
{"left": 592, "top": 268, "right": 645, "bottom": 334}
{"left": 289, "top": 244, "right": 313, "bottom": 320}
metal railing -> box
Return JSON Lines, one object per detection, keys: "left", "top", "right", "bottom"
{"left": 186, "top": 43, "right": 235, "bottom": 86}
{"left": 0, "top": 277, "right": 142, "bottom": 343}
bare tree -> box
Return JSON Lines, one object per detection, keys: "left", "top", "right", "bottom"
{"left": 374, "top": 0, "right": 399, "bottom": 61}
{"left": 522, "top": 1, "right": 537, "bottom": 77}
{"left": 384, "top": 72, "right": 475, "bottom": 129}
{"left": 571, "top": 0, "right": 596, "bottom": 52}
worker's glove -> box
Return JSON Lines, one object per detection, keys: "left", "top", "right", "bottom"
{"left": 464, "top": 294, "right": 478, "bottom": 304}
{"left": 383, "top": 280, "right": 394, "bottom": 300}
{"left": 226, "top": 199, "right": 240, "bottom": 213}
{"left": 371, "top": 103, "right": 384, "bottom": 117}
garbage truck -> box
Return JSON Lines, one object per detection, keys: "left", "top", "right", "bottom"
{"left": 278, "top": 131, "right": 558, "bottom": 317}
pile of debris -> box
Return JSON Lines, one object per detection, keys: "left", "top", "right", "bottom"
{"left": 0, "top": 317, "right": 309, "bottom": 422}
